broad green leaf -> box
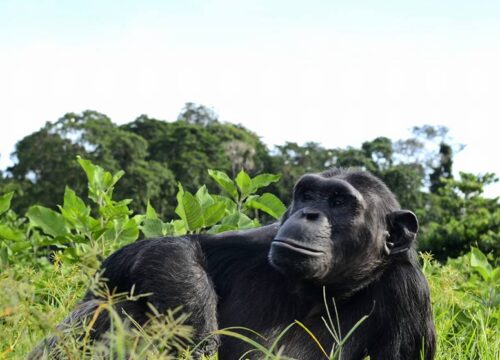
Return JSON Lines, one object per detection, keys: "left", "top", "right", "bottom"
{"left": 116, "top": 219, "right": 139, "bottom": 245}
{"left": 182, "top": 192, "right": 204, "bottom": 231}
{"left": 63, "top": 187, "right": 87, "bottom": 214}
{"left": 220, "top": 213, "right": 240, "bottom": 227}
{"left": 251, "top": 174, "right": 281, "bottom": 192}
{"left": 78, "top": 156, "right": 107, "bottom": 203}
{"left": 0, "top": 191, "right": 14, "bottom": 216}
{"left": 207, "top": 224, "right": 237, "bottom": 234}
{"left": 77, "top": 156, "right": 124, "bottom": 202}
{"left": 208, "top": 169, "right": 238, "bottom": 199}
{"left": 146, "top": 201, "right": 158, "bottom": 220}
{"left": 11, "top": 241, "right": 31, "bottom": 253}
{"left": 470, "top": 247, "right": 492, "bottom": 281}
{"left": 102, "top": 170, "right": 124, "bottom": 200}
{"left": 27, "top": 205, "right": 68, "bottom": 238}
{"left": 172, "top": 219, "right": 187, "bottom": 235}
{"left": 203, "top": 202, "right": 226, "bottom": 227}
{"left": 99, "top": 202, "right": 132, "bottom": 219}
{"left": 88, "top": 217, "right": 104, "bottom": 234}
{"left": 491, "top": 267, "right": 500, "bottom": 283}
{"left": 246, "top": 193, "right": 286, "bottom": 219}
{"left": 77, "top": 156, "right": 96, "bottom": 184}
{"left": 103, "top": 172, "right": 113, "bottom": 188}
{"left": 141, "top": 218, "right": 175, "bottom": 238}
{"left": 111, "top": 170, "right": 125, "bottom": 187}
{"left": 220, "top": 213, "right": 258, "bottom": 229}
{"left": 103, "top": 218, "right": 139, "bottom": 245}
{"left": 237, "top": 213, "right": 259, "bottom": 229}
{"left": 212, "top": 195, "right": 237, "bottom": 213}
{"left": 59, "top": 187, "right": 90, "bottom": 229}
{"left": 175, "top": 183, "right": 187, "bottom": 222}
{"left": 141, "top": 218, "right": 164, "bottom": 238}
{"left": 235, "top": 170, "right": 252, "bottom": 198}
{"left": 78, "top": 156, "right": 103, "bottom": 194}
{"left": 196, "top": 185, "right": 215, "bottom": 210}
{"left": 161, "top": 222, "right": 175, "bottom": 236}
{"left": 132, "top": 214, "right": 145, "bottom": 225}
{"left": 0, "top": 224, "right": 25, "bottom": 242}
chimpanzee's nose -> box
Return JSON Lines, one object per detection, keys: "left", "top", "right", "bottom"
{"left": 301, "top": 208, "right": 320, "bottom": 221}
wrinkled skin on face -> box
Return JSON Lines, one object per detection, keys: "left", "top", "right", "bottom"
{"left": 269, "top": 169, "right": 418, "bottom": 293}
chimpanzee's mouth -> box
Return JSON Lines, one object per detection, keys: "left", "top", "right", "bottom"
{"left": 272, "top": 238, "right": 325, "bottom": 256}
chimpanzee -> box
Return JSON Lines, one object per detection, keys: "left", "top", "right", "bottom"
{"left": 30, "top": 168, "right": 436, "bottom": 359}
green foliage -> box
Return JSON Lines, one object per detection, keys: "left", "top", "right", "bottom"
{"left": 423, "top": 249, "right": 499, "bottom": 359}
{"left": 20, "top": 158, "right": 140, "bottom": 265}
{"left": 177, "top": 102, "right": 219, "bottom": 126}
{"left": 7, "top": 109, "right": 499, "bottom": 263}
{"left": 0, "top": 191, "right": 14, "bottom": 215}
{"left": 135, "top": 168, "right": 285, "bottom": 238}
{"left": 140, "top": 202, "right": 176, "bottom": 238}
{"left": 27, "top": 206, "right": 68, "bottom": 238}
{"left": 0, "top": 264, "right": 197, "bottom": 359}
{"left": 3, "top": 111, "right": 177, "bottom": 218}
{"left": 1, "top": 109, "right": 499, "bottom": 357}
{"left": 207, "top": 168, "right": 285, "bottom": 231}
{"left": 207, "top": 170, "right": 238, "bottom": 199}
{"left": 429, "top": 143, "right": 454, "bottom": 193}
{"left": 0, "top": 192, "right": 28, "bottom": 266}
{"left": 0, "top": 157, "right": 288, "bottom": 358}
{"left": 0, "top": 157, "right": 285, "bottom": 267}
{"left": 168, "top": 168, "right": 285, "bottom": 235}
{"left": 470, "top": 247, "right": 500, "bottom": 285}
{"left": 0, "top": 157, "right": 498, "bottom": 359}
{"left": 419, "top": 172, "right": 500, "bottom": 261}
{"left": 123, "top": 111, "right": 272, "bottom": 217}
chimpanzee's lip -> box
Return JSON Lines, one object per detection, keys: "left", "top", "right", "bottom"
{"left": 272, "top": 238, "right": 325, "bottom": 256}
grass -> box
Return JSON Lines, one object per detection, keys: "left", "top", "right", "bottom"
{"left": 423, "top": 254, "right": 499, "bottom": 360}
{"left": 0, "top": 254, "right": 498, "bottom": 359}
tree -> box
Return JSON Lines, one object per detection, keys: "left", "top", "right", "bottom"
{"left": 429, "top": 143, "right": 453, "bottom": 193}
{"left": 5, "top": 109, "right": 500, "bottom": 264}
{"left": 177, "top": 102, "right": 219, "bottom": 126}
{"left": 419, "top": 172, "right": 500, "bottom": 261}
{"left": 361, "top": 136, "right": 393, "bottom": 171}
{"left": 7, "top": 111, "right": 176, "bottom": 216}
{"left": 382, "top": 164, "right": 425, "bottom": 210}
{"left": 8, "top": 123, "right": 88, "bottom": 213}
{"left": 224, "top": 140, "right": 256, "bottom": 177}
{"left": 124, "top": 113, "right": 272, "bottom": 214}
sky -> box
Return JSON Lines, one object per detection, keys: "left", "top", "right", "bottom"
{"left": 1, "top": 0, "right": 500, "bottom": 195}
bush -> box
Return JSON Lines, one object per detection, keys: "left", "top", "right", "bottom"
{"left": 0, "top": 159, "right": 498, "bottom": 359}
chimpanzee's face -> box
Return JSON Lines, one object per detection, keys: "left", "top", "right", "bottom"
{"left": 269, "top": 170, "right": 418, "bottom": 286}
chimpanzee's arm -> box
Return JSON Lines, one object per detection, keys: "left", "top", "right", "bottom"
{"left": 198, "top": 223, "right": 279, "bottom": 251}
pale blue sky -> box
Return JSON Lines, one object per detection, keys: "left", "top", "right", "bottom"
{"left": 1, "top": 1, "right": 500, "bottom": 195}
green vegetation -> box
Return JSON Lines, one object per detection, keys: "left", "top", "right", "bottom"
{"left": 0, "top": 105, "right": 499, "bottom": 358}
{"left": 423, "top": 251, "right": 499, "bottom": 359}
{"left": 2, "top": 111, "right": 498, "bottom": 261}
{"left": 0, "top": 159, "right": 287, "bottom": 359}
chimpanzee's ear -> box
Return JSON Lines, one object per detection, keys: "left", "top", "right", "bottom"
{"left": 384, "top": 210, "right": 419, "bottom": 256}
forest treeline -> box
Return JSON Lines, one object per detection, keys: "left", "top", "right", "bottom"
{"left": 0, "top": 103, "right": 498, "bottom": 261}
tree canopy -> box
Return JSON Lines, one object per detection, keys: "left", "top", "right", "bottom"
{"left": 1, "top": 103, "right": 498, "bottom": 261}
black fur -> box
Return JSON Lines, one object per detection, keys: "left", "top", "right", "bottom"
{"left": 30, "top": 169, "right": 436, "bottom": 359}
